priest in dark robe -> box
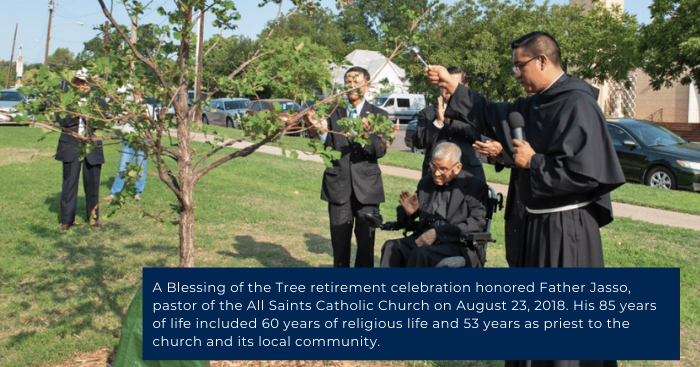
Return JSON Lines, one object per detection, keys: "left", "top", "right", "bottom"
{"left": 412, "top": 66, "right": 486, "bottom": 182}
{"left": 380, "top": 142, "right": 487, "bottom": 268}
{"left": 427, "top": 31, "right": 624, "bottom": 367}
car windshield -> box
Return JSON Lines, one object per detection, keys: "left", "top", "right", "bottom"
{"left": 627, "top": 122, "right": 686, "bottom": 146}
{"left": 0, "top": 91, "right": 23, "bottom": 102}
{"left": 278, "top": 101, "right": 300, "bottom": 112}
{"left": 374, "top": 97, "right": 387, "bottom": 106}
{"left": 225, "top": 101, "right": 247, "bottom": 110}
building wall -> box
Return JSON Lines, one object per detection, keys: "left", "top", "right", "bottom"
{"left": 569, "top": 0, "right": 624, "bottom": 11}
{"left": 635, "top": 72, "right": 689, "bottom": 123}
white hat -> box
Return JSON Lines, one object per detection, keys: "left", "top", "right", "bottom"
{"left": 74, "top": 67, "right": 89, "bottom": 81}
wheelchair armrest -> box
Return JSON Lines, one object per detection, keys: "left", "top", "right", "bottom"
{"left": 380, "top": 221, "right": 406, "bottom": 231}
{"left": 460, "top": 232, "right": 493, "bottom": 243}
{"left": 362, "top": 210, "right": 384, "bottom": 229}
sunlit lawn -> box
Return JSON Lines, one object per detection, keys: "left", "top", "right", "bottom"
{"left": 0, "top": 127, "right": 696, "bottom": 366}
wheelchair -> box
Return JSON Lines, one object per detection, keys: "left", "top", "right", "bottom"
{"left": 363, "top": 186, "right": 503, "bottom": 267}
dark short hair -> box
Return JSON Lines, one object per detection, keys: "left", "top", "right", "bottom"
{"left": 446, "top": 66, "right": 467, "bottom": 84}
{"left": 344, "top": 66, "right": 370, "bottom": 82}
{"left": 511, "top": 31, "right": 561, "bottom": 67}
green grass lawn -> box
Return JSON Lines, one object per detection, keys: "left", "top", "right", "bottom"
{"left": 213, "top": 126, "right": 700, "bottom": 215}
{"left": 0, "top": 127, "right": 697, "bottom": 366}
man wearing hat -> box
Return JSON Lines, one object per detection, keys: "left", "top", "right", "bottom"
{"left": 55, "top": 69, "right": 105, "bottom": 231}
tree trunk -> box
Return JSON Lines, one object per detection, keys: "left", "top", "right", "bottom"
{"left": 177, "top": 93, "right": 195, "bottom": 267}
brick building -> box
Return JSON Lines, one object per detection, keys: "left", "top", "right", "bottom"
{"left": 570, "top": 0, "right": 700, "bottom": 124}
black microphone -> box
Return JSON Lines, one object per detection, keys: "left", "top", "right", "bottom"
{"left": 508, "top": 111, "right": 525, "bottom": 142}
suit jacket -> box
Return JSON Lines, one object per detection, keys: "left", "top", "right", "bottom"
{"left": 321, "top": 102, "right": 389, "bottom": 205}
{"left": 398, "top": 170, "right": 488, "bottom": 244}
{"left": 413, "top": 104, "right": 485, "bottom": 181}
{"left": 55, "top": 101, "right": 105, "bottom": 165}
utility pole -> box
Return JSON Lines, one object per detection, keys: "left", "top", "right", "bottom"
{"left": 44, "top": 0, "right": 54, "bottom": 67}
{"left": 103, "top": 21, "right": 109, "bottom": 80}
{"left": 130, "top": 15, "right": 137, "bottom": 73}
{"left": 194, "top": 10, "right": 205, "bottom": 124}
{"left": 5, "top": 23, "right": 18, "bottom": 89}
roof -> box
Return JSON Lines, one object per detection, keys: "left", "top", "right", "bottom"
{"left": 331, "top": 50, "right": 407, "bottom": 86}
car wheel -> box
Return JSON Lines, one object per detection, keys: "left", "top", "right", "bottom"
{"left": 412, "top": 146, "right": 424, "bottom": 155}
{"left": 202, "top": 115, "right": 209, "bottom": 125}
{"left": 646, "top": 166, "right": 676, "bottom": 190}
{"left": 226, "top": 118, "right": 233, "bottom": 128}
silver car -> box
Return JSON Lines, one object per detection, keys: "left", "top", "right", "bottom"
{"left": 0, "top": 89, "right": 28, "bottom": 122}
{"left": 202, "top": 98, "right": 250, "bottom": 128}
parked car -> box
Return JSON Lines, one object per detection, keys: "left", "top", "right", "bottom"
{"left": 607, "top": 119, "right": 700, "bottom": 192}
{"left": 202, "top": 98, "right": 250, "bottom": 128}
{"left": 245, "top": 99, "right": 311, "bottom": 138}
{"left": 373, "top": 93, "right": 425, "bottom": 123}
{"left": 0, "top": 89, "right": 28, "bottom": 122}
{"left": 404, "top": 118, "right": 424, "bottom": 154}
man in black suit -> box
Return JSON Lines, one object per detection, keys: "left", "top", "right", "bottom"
{"left": 305, "top": 66, "right": 389, "bottom": 267}
{"left": 413, "top": 66, "right": 486, "bottom": 181}
{"left": 55, "top": 71, "right": 105, "bottom": 231}
{"left": 380, "top": 142, "right": 488, "bottom": 268}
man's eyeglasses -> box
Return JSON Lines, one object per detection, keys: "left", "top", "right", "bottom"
{"left": 429, "top": 161, "right": 456, "bottom": 174}
{"left": 512, "top": 56, "right": 539, "bottom": 76}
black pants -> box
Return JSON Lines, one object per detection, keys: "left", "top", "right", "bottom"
{"left": 61, "top": 158, "right": 101, "bottom": 224}
{"left": 380, "top": 236, "right": 480, "bottom": 268}
{"left": 328, "top": 193, "right": 377, "bottom": 267}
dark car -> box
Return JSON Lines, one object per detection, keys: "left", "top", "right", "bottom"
{"left": 404, "top": 118, "right": 424, "bottom": 154}
{"left": 245, "top": 99, "right": 312, "bottom": 138}
{"left": 607, "top": 119, "right": 700, "bottom": 192}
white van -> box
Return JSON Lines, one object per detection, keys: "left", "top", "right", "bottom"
{"left": 373, "top": 93, "right": 426, "bottom": 123}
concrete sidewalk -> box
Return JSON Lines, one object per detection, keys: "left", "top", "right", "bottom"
{"left": 189, "top": 130, "right": 700, "bottom": 232}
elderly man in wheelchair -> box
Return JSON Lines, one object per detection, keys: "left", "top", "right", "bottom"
{"left": 377, "top": 142, "right": 491, "bottom": 268}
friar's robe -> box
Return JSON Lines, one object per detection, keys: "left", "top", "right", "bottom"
{"left": 444, "top": 75, "right": 626, "bottom": 268}
{"left": 446, "top": 74, "right": 625, "bottom": 367}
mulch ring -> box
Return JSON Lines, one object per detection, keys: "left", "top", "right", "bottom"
{"left": 48, "top": 348, "right": 400, "bottom": 367}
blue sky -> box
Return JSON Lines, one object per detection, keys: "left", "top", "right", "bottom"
{"left": 1, "top": 0, "right": 654, "bottom": 66}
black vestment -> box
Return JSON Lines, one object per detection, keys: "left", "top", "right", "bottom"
{"left": 412, "top": 104, "right": 486, "bottom": 181}
{"left": 380, "top": 170, "right": 487, "bottom": 267}
{"left": 444, "top": 75, "right": 625, "bottom": 268}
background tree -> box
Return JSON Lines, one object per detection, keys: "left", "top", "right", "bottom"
{"left": 47, "top": 47, "right": 77, "bottom": 72}
{"left": 202, "top": 35, "right": 256, "bottom": 96}
{"left": 261, "top": 7, "right": 348, "bottom": 60}
{"left": 640, "top": 0, "right": 700, "bottom": 91}
{"left": 335, "top": 0, "right": 433, "bottom": 53}
{"left": 549, "top": 3, "right": 641, "bottom": 89}
{"left": 403, "top": 0, "right": 640, "bottom": 103}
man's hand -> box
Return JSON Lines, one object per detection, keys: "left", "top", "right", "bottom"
{"left": 362, "top": 117, "right": 370, "bottom": 132}
{"left": 399, "top": 190, "right": 419, "bottom": 217}
{"left": 512, "top": 139, "right": 535, "bottom": 169}
{"left": 416, "top": 229, "right": 437, "bottom": 247}
{"left": 474, "top": 139, "right": 503, "bottom": 158}
{"left": 302, "top": 109, "right": 328, "bottom": 135}
{"left": 426, "top": 65, "right": 458, "bottom": 95}
{"left": 436, "top": 96, "right": 446, "bottom": 126}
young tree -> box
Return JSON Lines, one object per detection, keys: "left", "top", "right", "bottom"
{"left": 18, "top": 0, "right": 427, "bottom": 267}
{"left": 641, "top": 0, "right": 700, "bottom": 91}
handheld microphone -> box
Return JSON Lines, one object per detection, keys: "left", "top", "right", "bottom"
{"left": 508, "top": 111, "right": 525, "bottom": 142}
